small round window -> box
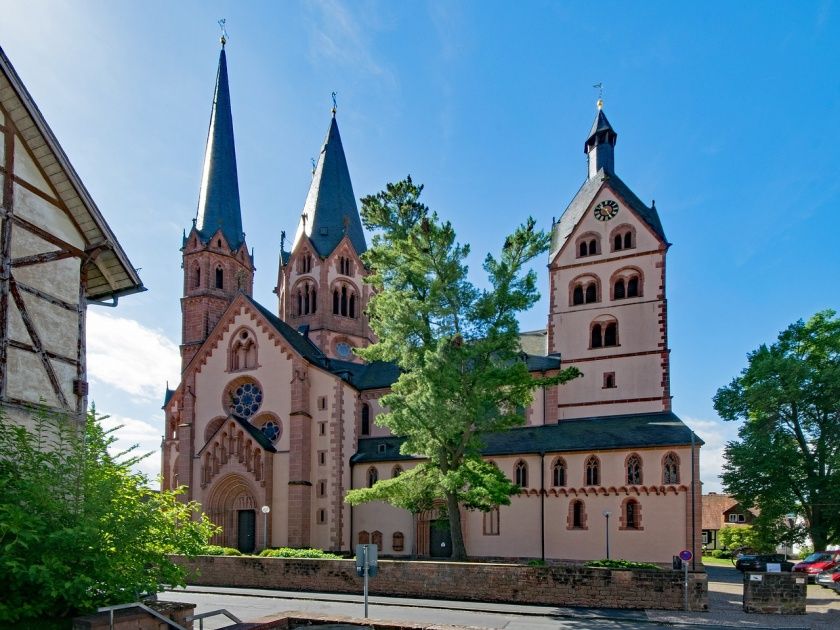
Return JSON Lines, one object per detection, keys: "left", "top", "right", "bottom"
{"left": 261, "top": 420, "right": 281, "bottom": 442}
{"left": 231, "top": 382, "right": 262, "bottom": 418}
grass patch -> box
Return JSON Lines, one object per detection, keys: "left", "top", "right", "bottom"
{"left": 259, "top": 547, "right": 343, "bottom": 559}
{"left": 585, "top": 559, "right": 661, "bottom": 571}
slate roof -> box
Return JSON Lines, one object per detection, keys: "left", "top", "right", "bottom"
{"left": 351, "top": 411, "right": 701, "bottom": 463}
{"left": 549, "top": 169, "right": 667, "bottom": 260}
{"left": 194, "top": 47, "right": 245, "bottom": 251}
{"left": 588, "top": 109, "right": 615, "bottom": 140}
{"left": 162, "top": 388, "right": 175, "bottom": 408}
{"left": 292, "top": 116, "right": 367, "bottom": 257}
{"left": 196, "top": 412, "right": 277, "bottom": 455}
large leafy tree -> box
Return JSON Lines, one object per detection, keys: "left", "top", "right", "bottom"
{"left": 349, "top": 177, "right": 579, "bottom": 560}
{"left": 714, "top": 310, "right": 840, "bottom": 551}
{"left": 0, "top": 407, "right": 219, "bottom": 623}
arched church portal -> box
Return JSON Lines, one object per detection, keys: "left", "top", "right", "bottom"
{"left": 206, "top": 474, "right": 262, "bottom": 553}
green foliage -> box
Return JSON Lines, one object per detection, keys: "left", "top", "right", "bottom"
{"left": 0, "top": 407, "right": 219, "bottom": 623}
{"left": 585, "top": 559, "right": 661, "bottom": 571}
{"left": 717, "top": 525, "right": 773, "bottom": 553}
{"left": 202, "top": 545, "right": 243, "bottom": 556}
{"left": 258, "top": 547, "right": 342, "bottom": 559}
{"left": 714, "top": 310, "right": 840, "bottom": 550}
{"left": 709, "top": 549, "right": 733, "bottom": 559}
{"left": 353, "top": 177, "right": 580, "bottom": 560}
{"left": 527, "top": 559, "right": 547, "bottom": 567}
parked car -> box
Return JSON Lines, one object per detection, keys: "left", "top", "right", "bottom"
{"left": 735, "top": 554, "right": 794, "bottom": 572}
{"left": 792, "top": 551, "right": 840, "bottom": 583}
{"left": 815, "top": 568, "right": 840, "bottom": 590}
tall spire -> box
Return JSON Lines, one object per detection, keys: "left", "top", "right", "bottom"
{"left": 584, "top": 102, "right": 617, "bottom": 180}
{"left": 292, "top": 114, "right": 366, "bottom": 257}
{"left": 195, "top": 44, "right": 244, "bottom": 250}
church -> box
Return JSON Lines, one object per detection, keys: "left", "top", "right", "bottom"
{"left": 161, "top": 43, "right": 702, "bottom": 565}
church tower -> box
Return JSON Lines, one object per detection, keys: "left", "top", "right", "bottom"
{"left": 180, "top": 41, "right": 254, "bottom": 370}
{"left": 547, "top": 101, "right": 670, "bottom": 420}
{"left": 275, "top": 109, "right": 372, "bottom": 361}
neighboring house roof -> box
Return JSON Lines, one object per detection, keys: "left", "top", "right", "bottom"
{"left": 194, "top": 47, "right": 245, "bottom": 251}
{"left": 0, "top": 45, "right": 143, "bottom": 300}
{"left": 292, "top": 115, "right": 367, "bottom": 258}
{"left": 352, "top": 411, "right": 700, "bottom": 463}
{"left": 549, "top": 169, "right": 667, "bottom": 260}
{"left": 701, "top": 493, "right": 757, "bottom": 530}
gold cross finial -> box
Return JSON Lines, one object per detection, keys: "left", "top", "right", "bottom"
{"left": 593, "top": 82, "right": 604, "bottom": 109}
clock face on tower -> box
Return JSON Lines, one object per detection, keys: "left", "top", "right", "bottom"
{"left": 593, "top": 199, "right": 619, "bottom": 221}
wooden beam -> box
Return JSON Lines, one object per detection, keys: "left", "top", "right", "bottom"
{"left": 7, "top": 338, "right": 79, "bottom": 365}
{"left": 11, "top": 213, "right": 84, "bottom": 257}
{"left": 11, "top": 249, "right": 76, "bottom": 267}
{"left": 9, "top": 275, "right": 69, "bottom": 408}
{"left": 15, "top": 280, "right": 77, "bottom": 312}
{"left": 0, "top": 122, "right": 14, "bottom": 399}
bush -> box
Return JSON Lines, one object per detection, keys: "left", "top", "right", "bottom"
{"left": 202, "top": 545, "right": 242, "bottom": 556}
{"left": 258, "top": 547, "right": 342, "bottom": 559}
{"left": 527, "top": 559, "right": 547, "bottom": 567}
{"left": 710, "top": 549, "right": 732, "bottom": 559}
{"left": 0, "top": 408, "right": 219, "bottom": 624}
{"left": 584, "top": 559, "right": 661, "bottom": 571}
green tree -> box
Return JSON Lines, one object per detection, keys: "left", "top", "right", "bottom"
{"left": 713, "top": 310, "right": 840, "bottom": 551}
{"left": 351, "top": 177, "right": 580, "bottom": 560}
{"left": 717, "top": 525, "right": 772, "bottom": 553}
{"left": 0, "top": 407, "right": 219, "bottom": 623}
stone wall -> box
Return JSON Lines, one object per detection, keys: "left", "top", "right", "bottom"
{"left": 173, "top": 556, "right": 708, "bottom": 611}
{"left": 72, "top": 600, "right": 195, "bottom": 629}
{"left": 742, "top": 572, "right": 806, "bottom": 614}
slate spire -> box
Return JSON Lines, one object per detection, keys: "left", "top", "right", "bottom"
{"left": 292, "top": 113, "right": 366, "bottom": 257}
{"left": 194, "top": 44, "right": 244, "bottom": 250}
{"left": 584, "top": 100, "right": 618, "bottom": 180}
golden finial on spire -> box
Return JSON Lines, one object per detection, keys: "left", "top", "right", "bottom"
{"left": 593, "top": 82, "right": 604, "bottom": 109}
{"left": 218, "top": 18, "right": 228, "bottom": 48}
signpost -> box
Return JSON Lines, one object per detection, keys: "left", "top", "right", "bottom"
{"left": 355, "top": 544, "right": 378, "bottom": 618}
{"left": 679, "top": 549, "right": 692, "bottom": 611}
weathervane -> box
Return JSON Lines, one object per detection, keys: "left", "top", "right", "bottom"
{"left": 593, "top": 82, "right": 604, "bottom": 109}
{"left": 218, "top": 19, "right": 228, "bottom": 47}
{"left": 331, "top": 91, "right": 337, "bottom": 116}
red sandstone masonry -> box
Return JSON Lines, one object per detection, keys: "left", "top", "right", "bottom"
{"left": 173, "top": 556, "right": 708, "bottom": 611}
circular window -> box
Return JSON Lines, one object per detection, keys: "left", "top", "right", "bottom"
{"left": 336, "top": 342, "right": 352, "bottom": 358}
{"left": 261, "top": 420, "right": 281, "bottom": 442}
{"left": 231, "top": 382, "right": 263, "bottom": 419}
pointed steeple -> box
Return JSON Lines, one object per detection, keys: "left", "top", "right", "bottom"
{"left": 584, "top": 102, "right": 617, "bottom": 179}
{"left": 293, "top": 114, "right": 366, "bottom": 257}
{"left": 195, "top": 45, "right": 244, "bottom": 250}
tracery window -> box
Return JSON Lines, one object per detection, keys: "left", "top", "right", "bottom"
{"left": 260, "top": 419, "right": 281, "bottom": 443}
{"left": 552, "top": 458, "right": 566, "bottom": 487}
{"left": 367, "top": 466, "right": 378, "bottom": 488}
{"left": 229, "top": 328, "right": 257, "bottom": 371}
{"left": 514, "top": 460, "right": 528, "bottom": 488}
{"left": 585, "top": 455, "right": 600, "bottom": 486}
{"left": 333, "top": 283, "right": 357, "bottom": 318}
{"left": 663, "top": 452, "right": 680, "bottom": 484}
{"left": 339, "top": 256, "right": 353, "bottom": 275}
{"left": 299, "top": 253, "right": 313, "bottom": 274}
{"left": 626, "top": 453, "right": 643, "bottom": 485}
{"left": 229, "top": 381, "right": 263, "bottom": 419}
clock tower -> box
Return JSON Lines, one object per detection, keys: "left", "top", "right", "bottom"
{"left": 547, "top": 102, "right": 671, "bottom": 421}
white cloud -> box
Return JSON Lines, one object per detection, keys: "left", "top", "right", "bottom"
{"left": 86, "top": 311, "right": 180, "bottom": 403}
{"left": 685, "top": 416, "right": 740, "bottom": 494}
{"left": 99, "top": 413, "right": 163, "bottom": 484}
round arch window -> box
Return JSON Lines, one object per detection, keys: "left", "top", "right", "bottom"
{"left": 231, "top": 382, "right": 263, "bottom": 419}
{"left": 261, "top": 420, "right": 281, "bottom": 442}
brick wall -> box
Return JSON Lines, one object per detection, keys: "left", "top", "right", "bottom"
{"left": 173, "top": 556, "right": 708, "bottom": 611}
{"left": 742, "top": 572, "right": 806, "bottom": 614}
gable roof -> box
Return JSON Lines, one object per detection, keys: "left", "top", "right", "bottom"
{"left": 549, "top": 170, "right": 667, "bottom": 261}
{"left": 0, "top": 45, "right": 143, "bottom": 301}
{"left": 292, "top": 116, "right": 367, "bottom": 258}
{"left": 352, "top": 411, "right": 700, "bottom": 463}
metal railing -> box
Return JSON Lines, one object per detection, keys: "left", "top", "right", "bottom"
{"left": 97, "top": 602, "right": 187, "bottom": 630}
{"left": 186, "top": 608, "right": 243, "bottom": 629}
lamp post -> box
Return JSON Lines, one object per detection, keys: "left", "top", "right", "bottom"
{"left": 261, "top": 505, "right": 270, "bottom": 550}
{"left": 603, "top": 510, "right": 611, "bottom": 560}
{"left": 650, "top": 421, "right": 697, "bottom": 571}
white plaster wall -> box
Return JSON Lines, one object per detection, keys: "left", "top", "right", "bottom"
{"left": 351, "top": 462, "right": 414, "bottom": 555}
{"left": 270, "top": 451, "right": 290, "bottom": 546}
{"left": 13, "top": 183, "right": 84, "bottom": 249}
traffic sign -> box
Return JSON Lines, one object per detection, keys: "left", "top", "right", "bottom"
{"left": 679, "top": 549, "right": 692, "bottom": 562}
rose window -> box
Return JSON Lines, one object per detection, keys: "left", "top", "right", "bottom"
{"left": 231, "top": 382, "right": 262, "bottom": 418}
{"left": 261, "top": 420, "right": 280, "bottom": 442}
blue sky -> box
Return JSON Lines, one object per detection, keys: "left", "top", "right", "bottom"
{"left": 2, "top": 1, "right": 838, "bottom": 490}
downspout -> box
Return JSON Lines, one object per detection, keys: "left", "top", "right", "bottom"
{"left": 540, "top": 451, "right": 545, "bottom": 562}
{"left": 348, "top": 456, "right": 354, "bottom": 553}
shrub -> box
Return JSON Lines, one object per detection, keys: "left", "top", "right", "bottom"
{"left": 710, "top": 549, "right": 732, "bottom": 559}
{"left": 527, "top": 559, "right": 547, "bottom": 567}
{"left": 203, "top": 545, "right": 242, "bottom": 556}
{"left": 259, "top": 547, "right": 342, "bottom": 559}
{"left": 0, "top": 408, "right": 219, "bottom": 624}
{"left": 585, "top": 559, "right": 661, "bottom": 571}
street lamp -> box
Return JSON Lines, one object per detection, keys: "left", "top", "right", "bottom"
{"left": 261, "top": 505, "right": 271, "bottom": 550}
{"left": 650, "top": 421, "right": 696, "bottom": 570}
{"left": 603, "top": 510, "right": 611, "bottom": 560}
